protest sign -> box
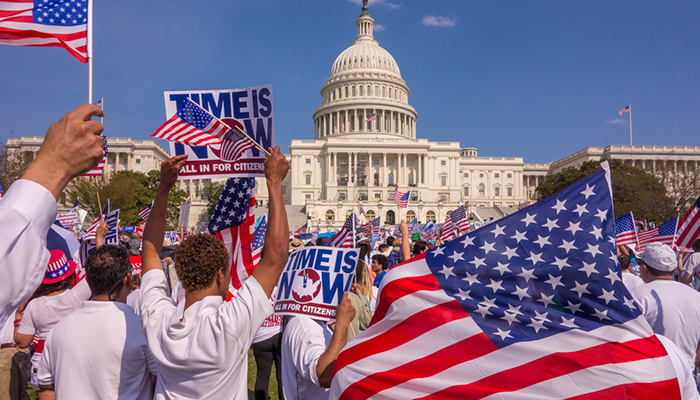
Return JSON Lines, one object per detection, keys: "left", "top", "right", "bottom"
{"left": 163, "top": 85, "right": 274, "bottom": 180}
{"left": 274, "top": 247, "right": 359, "bottom": 321}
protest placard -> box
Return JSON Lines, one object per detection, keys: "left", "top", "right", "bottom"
{"left": 163, "top": 85, "right": 274, "bottom": 180}
{"left": 274, "top": 247, "right": 359, "bottom": 321}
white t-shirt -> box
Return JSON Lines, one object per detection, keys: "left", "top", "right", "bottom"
{"left": 0, "top": 310, "right": 14, "bottom": 344}
{"left": 18, "top": 277, "right": 91, "bottom": 386}
{"left": 36, "top": 301, "right": 156, "bottom": 400}
{"left": 0, "top": 180, "right": 57, "bottom": 327}
{"left": 281, "top": 316, "right": 333, "bottom": 400}
{"left": 369, "top": 286, "right": 378, "bottom": 313}
{"left": 633, "top": 280, "right": 700, "bottom": 367}
{"left": 139, "top": 269, "right": 273, "bottom": 400}
{"left": 127, "top": 289, "right": 140, "bottom": 315}
{"left": 621, "top": 272, "right": 644, "bottom": 294}
{"left": 683, "top": 252, "right": 700, "bottom": 290}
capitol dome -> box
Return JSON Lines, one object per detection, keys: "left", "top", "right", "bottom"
{"left": 312, "top": 2, "right": 417, "bottom": 140}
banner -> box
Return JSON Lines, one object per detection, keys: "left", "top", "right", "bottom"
{"left": 164, "top": 85, "right": 274, "bottom": 179}
{"left": 103, "top": 210, "right": 120, "bottom": 246}
{"left": 274, "top": 247, "right": 359, "bottom": 321}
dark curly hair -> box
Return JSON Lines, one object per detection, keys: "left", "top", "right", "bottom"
{"left": 175, "top": 234, "right": 229, "bottom": 291}
{"left": 85, "top": 245, "right": 132, "bottom": 298}
{"left": 27, "top": 273, "right": 76, "bottom": 304}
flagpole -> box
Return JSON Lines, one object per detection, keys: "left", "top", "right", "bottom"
{"left": 629, "top": 103, "right": 632, "bottom": 146}
{"left": 188, "top": 100, "right": 271, "bottom": 157}
{"left": 92, "top": 176, "right": 102, "bottom": 218}
{"left": 87, "top": 0, "right": 93, "bottom": 103}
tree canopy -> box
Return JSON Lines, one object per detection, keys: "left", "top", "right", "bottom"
{"left": 66, "top": 170, "right": 188, "bottom": 230}
{"left": 536, "top": 159, "right": 674, "bottom": 224}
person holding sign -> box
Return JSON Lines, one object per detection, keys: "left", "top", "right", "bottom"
{"left": 138, "top": 147, "right": 290, "bottom": 399}
{"left": 281, "top": 293, "right": 356, "bottom": 400}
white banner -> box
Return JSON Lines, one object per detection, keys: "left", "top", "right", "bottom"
{"left": 163, "top": 85, "right": 274, "bottom": 180}
{"left": 274, "top": 247, "right": 359, "bottom": 322}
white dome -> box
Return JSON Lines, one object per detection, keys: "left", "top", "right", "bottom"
{"left": 330, "top": 41, "right": 402, "bottom": 80}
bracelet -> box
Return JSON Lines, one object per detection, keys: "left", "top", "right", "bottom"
{"left": 13, "top": 322, "right": 19, "bottom": 328}
{"left": 13, "top": 319, "right": 21, "bottom": 324}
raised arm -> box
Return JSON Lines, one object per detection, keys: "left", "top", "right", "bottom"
{"left": 142, "top": 155, "right": 188, "bottom": 276}
{"left": 252, "top": 147, "right": 290, "bottom": 298}
{"left": 399, "top": 220, "right": 411, "bottom": 262}
{"left": 316, "top": 293, "right": 355, "bottom": 387}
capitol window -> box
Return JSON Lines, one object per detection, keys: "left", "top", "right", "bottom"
{"left": 478, "top": 183, "right": 485, "bottom": 196}
{"left": 306, "top": 158, "right": 311, "bottom": 164}
{"left": 464, "top": 186, "right": 469, "bottom": 196}
{"left": 406, "top": 211, "right": 416, "bottom": 223}
{"left": 507, "top": 173, "right": 512, "bottom": 178}
{"left": 440, "top": 176, "right": 446, "bottom": 186}
{"left": 346, "top": 210, "right": 353, "bottom": 219}
{"left": 388, "top": 160, "right": 393, "bottom": 165}
{"left": 507, "top": 186, "right": 513, "bottom": 197}
{"left": 441, "top": 160, "right": 446, "bottom": 166}
{"left": 366, "top": 210, "right": 376, "bottom": 220}
{"left": 495, "top": 173, "right": 500, "bottom": 178}
{"left": 388, "top": 173, "right": 394, "bottom": 185}
{"left": 373, "top": 160, "right": 379, "bottom": 165}
{"left": 282, "top": 185, "right": 287, "bottom": 195}
{"left": 426, "top": 211, "right": 436, "bottom": 222}
{"left": 494, "top": 187, "right": 500, "bottom": 196}
{"left": 408, "top": 173, "right": 414, "bottom": 185}
{"left": 326, "top": 210, "right": 335, "bottom": 221}
{"left": 374, "top": 192, "right": 381, "bottom": 200}
{"left": 463, "top": 173, "right": 469, "bottom": 177}
{"left": 374, "top": 173, "right": 379, "bottom": 186}
{"left": 408, "top": 160, "right": 413, "bottom": 165}
{"left": 305, "top": 174, "right": 311, "bottom": 185}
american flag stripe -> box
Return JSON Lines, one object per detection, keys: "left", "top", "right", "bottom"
{"left": 152, "top": 114, "right": 222, "bottom": 147}
{"left": 81, "top": 135, "right": 107, "bottom": 177}
{"left": 0, "top": 0, "right": 89, "bottom": 62}
{"left": 677, "top": 196, "right": 700, "bottom": 248}
{"left": 333, "top": 261, "right": 674, "bottom": 399}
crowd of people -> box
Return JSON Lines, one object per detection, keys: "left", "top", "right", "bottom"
{"left": 1, "top": 104, "right": 700, "bottom": 399}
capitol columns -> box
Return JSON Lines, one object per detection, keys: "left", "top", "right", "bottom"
{"left": 382, "top": 153, "right": 387, "bottom": 186}
{"left": 418, "top": 154, "right": 423, "bottom": 184}
{"left": 368, "top": 152, "right": 373, "bottom": 185}
{"left": 332, "top": 152, "right": 337, "bottom": 183}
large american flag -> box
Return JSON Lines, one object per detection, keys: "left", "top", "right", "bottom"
{"left": 394, "top": 184, "right": 409, "bottom": 208}
{"left": 637, "top": 217, "right": 678, "bottom": 251}
{"left": 294, "top": 222, "right": 307, "bottom": 237}
{"left": 220, "top": 127, "right": 255, "bottom": 162}
{"left": 0, "top": 0, "right": 89, "bottom": 62}
{"left": 251, "top": 215, "right": 266, "bottom": 268}
{"left": 330, "top": 164, "right": 682, "bottom": 399}
{"left": 450, "top": 205, "right": 470, "bottom": 233}
{"left": 208, "top": 177, "right": 256, "bottom": 290}
{"left": 361, "top": 217, "right": 381, "bottom": 235}
{"left": 677, "top": 195, "right": 700, "bottom": 249}
{"left": 151, "top": 98, "right": 228, "bottom": 147}
{"left": 332, "top": 212, "right": 358, "bottom": 248}
{"left": 138, "top": 202, "right": 152, "bottom": 222}
{"left": 614, "top": 212, "right": 638, "bottom": 247}
{"left": 81, "top": 135, "right": 107, "bottom": 177}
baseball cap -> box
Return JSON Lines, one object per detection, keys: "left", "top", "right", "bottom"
{"left": 640, "top": 243, "right": 676, "bottom": 272}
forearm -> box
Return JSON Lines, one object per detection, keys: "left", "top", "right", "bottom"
{"left": 252, "top": 177, "right": 289, "bottom": 296}
{"left": 21, "top": 159, "right": 71, "bottom": 201}
{"left": 316, "top": 321, "right": 350, "bottom": 388}
{"left": 401, "top": 232, "right": 410, "bottom": 261}
{"left": 142, "top": 184, "right": 170, "bottom": 274}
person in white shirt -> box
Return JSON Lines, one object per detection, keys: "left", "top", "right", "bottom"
{"left": 633, "top": 242, "right": 700, "bottom": 369}
{"left": 251, "top": 288, "right": 283, "bottom": 400}
{"left": 0, "top": 104, "right": 105, "bottom": 328}
{"left": 139, "top": 148, "right": 290, "bottom": 400}
{"left": 281, "top": 293, "right": 356, "bottom": 400}
{"left": 680, "top": 239, "right": 700, "bottom": 290}
{"left": 0, "top": 309, "right": 29, "bottom": 400}
{"left": 617, "top": 245, "right": 644, "bottom": 293}
{"left": 14, "top": 249, "right": 92, "bottom": 392}
{"left": 36, "top": 245, "right": 157, "bottom": 400}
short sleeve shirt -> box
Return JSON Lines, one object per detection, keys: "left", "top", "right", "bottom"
{"left": 281, "top": 316, "right": 333, "bottom": 400}
{"left": 139, "top": 269, "right": 273, "bottom": 399}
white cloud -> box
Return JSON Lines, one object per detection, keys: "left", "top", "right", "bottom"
{"left": 606, "top": 119, "right": 628, "bottom": 125}
{"left": 374, "top": 24, "right": 386, "bottom": 32}
{"left": 422, "top": 15, "right": 457, "bottom": 27}
{"left": 348, "top": 0, "right": 401, "bottom": 9}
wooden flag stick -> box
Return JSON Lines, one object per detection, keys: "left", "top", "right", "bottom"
{"left": 92, "top": 176, "right": 103, "bottom": 217}
{"left": 188, "top": 100, "right": 271, "bottom": 157}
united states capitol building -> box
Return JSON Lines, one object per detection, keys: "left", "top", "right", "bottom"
{"left": 6, "top": 3, "right": 699, "bottom": 231}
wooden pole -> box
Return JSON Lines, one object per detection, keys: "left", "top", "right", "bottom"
{"left": 93, "top": 176, "right": 102, "bottom": 217}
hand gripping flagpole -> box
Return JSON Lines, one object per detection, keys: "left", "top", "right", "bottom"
{"left": 187, "top": 100, "right": 271, "bottom": 157}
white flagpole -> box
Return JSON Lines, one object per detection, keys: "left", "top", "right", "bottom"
{"left": 87, "top": 0, "right": 93, "bottom": 103}
{"left": 629, "top": 103, "right": 632, "bottom": 146}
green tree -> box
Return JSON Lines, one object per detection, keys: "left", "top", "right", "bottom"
{"left": 0, "top": 142, "right": 31, "bottom": 193}
{"left": 66, "top": 170, "right": 188, "bottom": 230}
{"left": 536, "top": 159, "right": 673, "bottom": 224}
{"left": 205, "top": 181, "right": 226, "bottom": 221}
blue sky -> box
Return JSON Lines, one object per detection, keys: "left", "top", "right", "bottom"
{"left": 1, "top": 0, "right": 698, "bottom": 164}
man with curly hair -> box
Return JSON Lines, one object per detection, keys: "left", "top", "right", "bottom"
{"left": 139, "top": 147, "right": 290, "bottom": 399}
